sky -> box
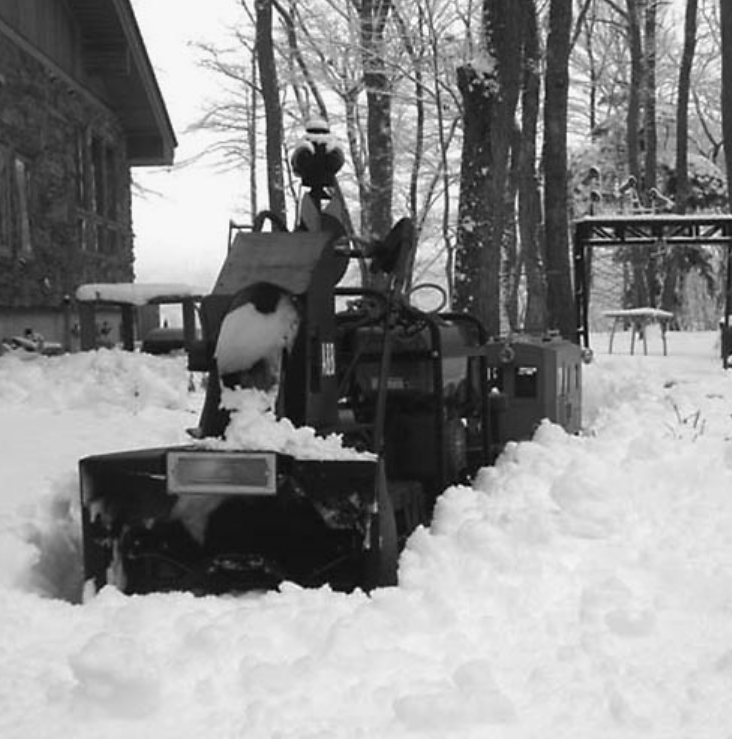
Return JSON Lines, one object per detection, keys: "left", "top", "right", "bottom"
{"left": 129, "top": 0, "right": 249, "bottom": 290}
{"left": 2, "top": 329, "right": 732, "bottom": 737}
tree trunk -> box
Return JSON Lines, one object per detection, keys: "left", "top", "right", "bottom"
{"left": 542, "top": 0, "right": 574, "bottom": 338}
{"left": 625, "top": 0, "right": 648, "bottom": 306}
{"left": 504, "top": 126, "right": 521, "bottom": 331}
{"left": 392, "top": 5, "right": 424, "bottom": 230}
{"left": 248, "top": 47, "right": 258, "bottom": 217}
{"left": 357, "top": 0, "right": 394, "bottom": 241}
{"left": 255, "top": 0, "right": 287, "bottom": 222}
{"left": 518, "top": 0, "right": 545, "bottom": 333}
{"left": 626, "top": 0, "right": 644, "bottom": 188}
{"left": 581, "top": 1, "right": 599, "bottom": 135}
{"left": 454, "top": 64, "right": 493, "bottom": 321}
{"left": 454, "top": 0, "right": 523, "bottom": 334}
{"left": 661, "top": 0, "right": 698, "bottom": 313}
{"left": 643, "top": 1, "right": 658, "bottom": 306}
{"left": 424, "top": 2, "right": 457, "bottom": 305}
{"left": 342, "top": 85, "right": 370, "bottom": 233}
{"left": 675, "top": 0, "right": 698, "bottom": 214}
{"left": 643, "top": 0, "right": 658, "bottom": 194}
{"left": 723, "top": 0, "right": 732, "bottom": 265}
{"left": 483, "top": 0, "right": 522, "bottom": 335}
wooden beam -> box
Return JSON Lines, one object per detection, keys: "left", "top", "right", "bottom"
{"left": 0, "top": 15, "right": 114, "bottom": 118}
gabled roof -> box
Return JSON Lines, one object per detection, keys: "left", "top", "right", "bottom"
{"left": 0, "top": 0, "right": 176, "bottom": 165}
{"left": 66, "top": 0, "right": 176, "bottom": 165}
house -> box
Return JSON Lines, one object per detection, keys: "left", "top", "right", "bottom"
{"left": 0, "top": 0, "right": 176, "bottom": 348}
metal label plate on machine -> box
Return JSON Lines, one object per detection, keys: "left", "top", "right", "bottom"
{"left": 167, "top": 450, "right": 277, "bottom": 496}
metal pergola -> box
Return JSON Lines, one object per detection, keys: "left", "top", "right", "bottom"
{"left": 572, "top": 214, "right": 732, "bottom": 368}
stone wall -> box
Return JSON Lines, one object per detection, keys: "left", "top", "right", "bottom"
{"left": 0, "top": 32, "right": 134, "bottom": 313}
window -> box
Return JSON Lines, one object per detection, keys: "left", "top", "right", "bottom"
{"left": 0, "top": 144, "right": 11, "bottom": 256}
{"left": 91, "top": 135, "right": 104, "bottom": 216}
{"left": 15, "top": 158, "right": 31, "bottom": 258}
{"left": 91, "top": 135, "right": 118, "bottom": 221}
{"left": 0, "top": 143, "right": 32, "bottom": 258}
{"left": 75, "top": 131, "right": 88, "bottom": 208}
{"left": 76, "top": 129, "right": 121, "bottom": 254}
{"left": 514, "top": 366, "right": 539, "bottom": 398}
{"left": 105, "top": 145, "right": 117, "bottom": 220}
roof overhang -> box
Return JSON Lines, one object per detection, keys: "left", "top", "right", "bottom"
{"left": 66, "top": 0, "right": 177, "bottom": 166}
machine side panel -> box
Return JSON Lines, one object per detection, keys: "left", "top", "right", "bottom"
{"left": 213, "top": 232, "right": 333, "bottom": 296}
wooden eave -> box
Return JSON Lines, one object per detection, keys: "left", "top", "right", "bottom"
{"left": 65, "top": 0, "right": 176, "bottom": 166}
{"left": 0, "top": 0, "right": 176, "bottom": 164}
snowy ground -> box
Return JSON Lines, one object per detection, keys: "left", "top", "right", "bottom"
{"left": 1, "top": 328, "right": 732, "bottom": 738}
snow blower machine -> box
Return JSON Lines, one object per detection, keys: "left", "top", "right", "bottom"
{"left": 79, "top": 123, "right": 528, "bottom": 596}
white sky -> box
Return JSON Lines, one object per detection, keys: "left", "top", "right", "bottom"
{"left": 129, "top": 0, "right": 248, "bottom": 290}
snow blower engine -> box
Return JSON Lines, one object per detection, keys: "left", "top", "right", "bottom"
{"left": 78, "top": 122, "right": 499, "bottom": 595}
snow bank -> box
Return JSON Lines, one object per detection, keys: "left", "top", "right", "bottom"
{"left": 0, "top": 350, "right": 197, "bottom": 603}
{"left": 0, "top": 349, "right": 192, "bottom": 411}
{"left": 1, "top": 335, "right": 732, "bottom": 737}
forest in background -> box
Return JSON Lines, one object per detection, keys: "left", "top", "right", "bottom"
{"left": 188, "top": 0, "right": 732, "bottom": 333}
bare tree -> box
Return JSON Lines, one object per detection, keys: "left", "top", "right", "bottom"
{"left": 674, "top": 0, "right": 698, "bottom": 214}
{"left": 625, "top": 0, "right": 644, "bottom": 188}
{"left": 722, "top": 0, "right": 732, "bottom": 211}
{"left": 689, "top": 0, "right": 722, "bottom": 164}
{"left": 643, "top": 0, "right": 659, "bottom": 193}
{"left": 256, "top": 0, "right": 287, "bottom": 221}
{"left": 454, "top": 62, "right": 493, "bottom": 320}
{"left": 454, "top": 0, "right": 523, "bottom": 334}
{"left": 543, "top": 0, "right": 575, "bottom": 337}
{"left": 248, "top": 46, "right": 259, "bottom": 216}
{"left": 355, "top": 0, "right": 395, "bottom": 240}
{"left": 519, "top": 0, "right": 546, "bottom": 332}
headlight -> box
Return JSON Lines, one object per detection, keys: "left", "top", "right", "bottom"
{"left": 167, "top": 451, "right": 277, "bottom": 495}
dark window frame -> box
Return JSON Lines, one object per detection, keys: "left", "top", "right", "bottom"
{"left": 0, "top": 141, "right": 33, "bottom": 259}
{"left": 514, "top": 366, "right": 539, "bottom": 399}
{"left": 75, "top": 128, "right": 121, "bottom": 254}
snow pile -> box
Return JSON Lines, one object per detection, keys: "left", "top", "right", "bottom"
{"left": 1, "top": 333, "right": 732, "bottom": 737}
{"left": 396, "top": 343, "right": 732, "bottom": 734}
{"left": 202, "top": 386, "right": 374, "bottom": 460}
{"left": 0, "top": 349, "right": 197, "bottom": 601}
{"left": 0, "top": 349, "right": 192, "bottom": 411}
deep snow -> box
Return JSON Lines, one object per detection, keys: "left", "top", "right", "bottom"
{"left": 1, "top": 329, "right": 732, "bottom": 738}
